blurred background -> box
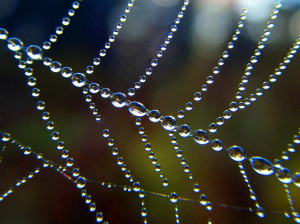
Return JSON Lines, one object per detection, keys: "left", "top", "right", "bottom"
{"left": 0, "top": 0, "right": 300, "bottom": 223}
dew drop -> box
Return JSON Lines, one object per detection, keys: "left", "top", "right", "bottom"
{"left": 170, "top": 192, "right": 178, "bottom": 203}
{"left": 276, "top": 168, "right": 293, "bottom": 184}
{"left": 293, "top": 173, "right": 300, "bottom": 187}
{"left": 128, "top": 101, "right": 146, "bottom": 117}
{"left": 133, "top": 182, "right": 141, "bottom": 192}
{"left": 1, "top": 133, "right": 11, "bottom": 142}
{"left": 249, "top": 157, "right": 274, "bottom": 175}
{"left": 7, "top": 37, "right": 23, "bottom": 51}
{"left": 111, "top": 92, "right": 127, "bottom": 108}
{"left": 193, "top": 183, "right": 200, "bottom": 193}
{"left": 199, "top": 194, "right": 208, "bottom": 206}
{"left": 228, "top": 146, "right": 246, "bottom": 162}
{"left": 96, "top": 212, "right": 103, "bottom": 222}
{"left": 76, "top": 176, "right": 86, "bottom": 189}
{"left": 178, "top": 124, "right": 191, "bottom": 137}
{"left": 161, "top": 116, "right": 176, "bottom": 131}
{"left": 72, "top": 73, "right": 86, "bottom": 87}
{"left": 61, "top": 67, "right": 72, "bottom": 78}
{"left": 193, "top": 130, "right": 209, "bottom": 145}
{"left": 50, "top": 61, "right": 62, "bottom": 73}
{"left": 211, "top": 139, "right": 223, "bottom": 151}
{"left": 0, "top": 28, "right": 9, "bottom": 40}
{"left": 26, "top": 45, "right": 43, "bottom": 60}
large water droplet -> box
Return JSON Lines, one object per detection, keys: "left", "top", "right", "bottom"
{"left": 7, "top": 37, "right": 23, "bottom": 51}
{"left": 161, "top": 116, "right": 176, "bottom": 130}
{"left": 72, "top": 73, "right": 86, "bottom": 87}
{"left": 193, "top": 130, "right": 209, "bottom": 145}
{"left": 276, "top": 168, "right": 293, "bottom": 184}
{"left": 249, "top": 156, "right": 274, "bottom": 175}
{"left": 111, "top": 92, "right": 127, "bottom": 108}
{"left": 26, "top": 45, "right": 43, "bottom": 60}
{"left": 128, "top": 101, "right": 146, "bottom": 117}
{"left": 228, "top": 146, "right": 246, "bottom": 162}
{"left": 76, "top": 176, "right": 86, "bottom": 188}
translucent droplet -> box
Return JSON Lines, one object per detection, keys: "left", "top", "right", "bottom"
{"left": 249, "top": 157, "right": 274, "bottom": 175}
{"left": 7, "top": 37, "right": 23, "bottom": 51}
{"left": 0, "top": 28, "right": 9, "bottom": 40}
{"left": 26, "top": 45, "right": 43, "bottom": 60}
{"left": 1, "top": 133, "right": 11, "bottom": 142}
{"left": 211, "top": 139, "right": 223, "bottom": 151}
{"left": 96, "top": 212, "right": 103, "bottom": 222}
{"left": 89, "top": 83, "right": 100, "bottom": 94}
{"left": 228, "top": 146, "right": 246, "bottom": 162}
{"left": 72, "top": 73, "right": 86, "bottom": 87}
{"left": 61, "top": 67, "right": 72, "bottom": 78}
{"left": 89, "top": 203, "right": 96, "bottom": 212}
{"left": 141, "top": 207, "right": 147, "bottom": 217}
{"left": 294, "top": 173, "right": 300, "bottom": 187}
{"left": 178, "top": 124, "right": 191, "bottom": 137}
{"left": 177, "top": 110, "right": 185, "bottom": 118}
{"left": 128, "top": 101, "right": 146, "bottom": 117}
{"left": 76, "top": 176, "right": 86, "bottom": 188}
{"left": 256, "top": 206, "right": 265, "bottom": 218}
{"left": 163, "top": 178, "right": 169, "bottom": 187}
{"left": 170, "top": 192, "right": 178, "bottom": 203}
{"left": 111, "top": 92, "right": 127, "bottom": 108}
{"left": 161, "top": 116, "right": 176, "bottom": 130}
{"left": 193, "top": 130, "right": 209, "bottom": 145}
{"left": 193, "top": 183, "right": 200, "bottom": 193}
{"left": 199, "top": 194, "right": 208, "bottom": 206}
{"left": 276, "top": 168, "right": 293, "bottom": 184}
{"left": 133, "top": 182, "right": 141, "bottom": 192}
{"left": 50, "top": 61, "right": 62, "bottom": 73}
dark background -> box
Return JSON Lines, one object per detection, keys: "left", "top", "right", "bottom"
{"left": 0, "top": 0, "right": 299, "bottom": 223}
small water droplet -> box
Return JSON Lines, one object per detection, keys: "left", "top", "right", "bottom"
{"left": 193, "top": 130, "right": 209, "bottom": 145}
{"left": 72, "top": 73, "right": 86, "bottom": 87}
{"left": 76, "top": 176, "right": 86, "bottom": 188}
{"left": 26, "top": 45, "right": 43, "bottom": 60}
{"left": 228, "top": 146, "right": 246, "bottom": 162}
{"left": 161, "top": 116, "right": 176, "bottom": 131}
{"left": 110, "top": 92, "right": 127, "bottom": 108}
{"left": 7, "top": 37, "right": 23, "bottom": 51}
{"left": 170, "top": 192, "right": 178, "bottom": 203}
{"left": 249, "top": 157, "right": 274, "bottom": 175}
{"left": 276, "top": 168, "right": 293, "bottom": 184}
{"left": 128, "top": 101, "right": 146, "bottom": 117}
{"left": 178, "top": 125, "right": 191, "bottom": 137}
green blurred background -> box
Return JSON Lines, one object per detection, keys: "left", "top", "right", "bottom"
{"left": 0, "top": 0, "right": 299, "bottom": 223}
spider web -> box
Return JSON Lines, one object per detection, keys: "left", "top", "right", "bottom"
{"left": 0, "top": 0, "right": 299, "bottom": 223}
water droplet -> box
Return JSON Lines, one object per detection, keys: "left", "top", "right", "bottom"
{"left": 294, "top": 173, "right": 300, "bottom": 187}
{"left": 228, "top": 146, "right": 246, "bottom": 162}
{"left": 89, "top": 83, "right": 100, "bottom": 94}
{"left": 249, "top": 157, "right": 274, "bottom": 175}
{"left": 50, "top": 61, "right": 62, "bottom": 73}
{"left": 211, "top": 139, "right": 223, "bottom": 151}
{"left": 72, "top": 73, "right": 86, "bottom": 87}
{"left": 170, "top": 192, "right": 178, "bottom": 203}
{"left": 1, "top": 133, "right": 11, "bottom": 142}
{"left": 199, "top": 194, "right": 208, "bottom": 206}
{"left": 89, "top": 203, "right": 96, "bottom": 212}
{"left": 96, "top": 212, "right": 103, "bottom": 222}
{"left": 178, "top": 125, "right": 191, "bottom": 137}
{"left": 111, "top": 92, "right": 127, "bottom": 108}
{"left": 128, "top": 101, "right": 146, "bottom": 117}
{"left": 276, "top": 168, "right": 293, "bottom": 184}
{"left": 133, "top": 182, "right": 141, "bottom": 192}
{"left": 193, "top": 130, "right": 209, "bottom": 145}
{"left": 61, "top": 67, "right": 72, "bottom": 78}
{"left": 163, "top": 178, "right": 169, "bottom": 187}
{"left": 76, "top": 176, "right": 86, "bottom": 188}
{"left": 141, "top": 207, "right": 147, "bottom": 217}
{"left": 26, "top": 45, "right": 42, "bottom": 60}
{"left": 193, "top": 183, "right": 200, "bottom": 193}
{"left": 0, "top": 28, "right": 9, "bottom": 40}
{"left": 7, "top": 37, "right": 23, "bottom": 51}
{"left": 161, "top": 116, "right": 176, "bottom": 130}
{"left": 256, "top": 206, "right": 265, "bottom": 218}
